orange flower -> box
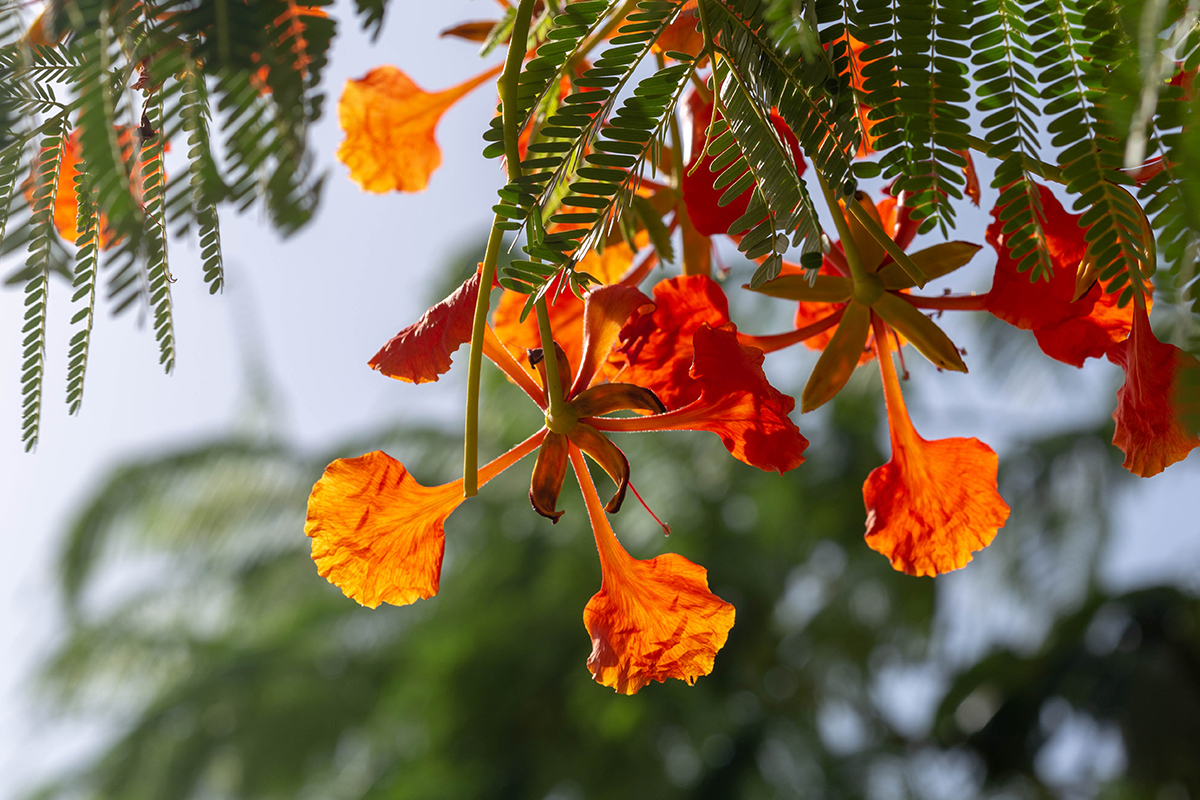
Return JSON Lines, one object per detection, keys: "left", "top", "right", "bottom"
{"left": 679, "top": 87, "right": 806, "bottom": 237}
{"left": 337, "top": 63, "right": 502, "bottom": 193}
{"left": 306, "top": 432, "right": 545, "bottom": 608}
{"left": 1107, "top": 302, "right": 1200, "bottom": 477}
{"left": 863, "top": 317, "right": 1010, "bottom": 576}
{"left": 572, "top": 446, "right": 734, "bottom": 694}
{"left": 310, "top": 276, "right": 806, "bottom": 688}
{"left": 983, "top": 183, "right": 1141, "bottom": 367}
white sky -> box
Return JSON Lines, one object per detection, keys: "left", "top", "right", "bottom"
{"left": 0, "top": 2, "right": 1197, "bottom": 796}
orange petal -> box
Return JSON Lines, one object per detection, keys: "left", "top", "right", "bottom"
{"left": 606, "top": 274, "right": 731, "bottom": 408}
{"left": 305, "top": 431, "right": 544, "bottom": 608}
{"left": 369, "top": 270, "right": 480, "bottom": 384}
{"left": 593, "top": 324, "right": 808, "bottom": 474}
{"left": 864, "top": 321, "right": 1009, "bottom": 576}
{"left": 983, "top": 183, "right": 1139, "bottom": 367}
{"left": 337, "top": 63, "right": 501, "bottom": 193}
{"left": 571, "top": 284, "right": 653, "bottom": 394}
{"left": 570, "top": 446, "right": 735, "bottom": 695}
{"left": 1108, "top": 303, "right": 1200, "bottom": 477}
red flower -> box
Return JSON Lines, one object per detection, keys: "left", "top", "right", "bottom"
{"left": 1107, "top": 302, "right": 1200, "bottom": 477}
{"left": 862, "top": 317, "right": 1010, "bottom": 575}
{"left": 983, "top": 183, "right": 1140, "bottom": 368}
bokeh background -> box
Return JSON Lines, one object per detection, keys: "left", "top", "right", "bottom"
{"left": 1, "top": 2, "right": 1199, "bottom": 798}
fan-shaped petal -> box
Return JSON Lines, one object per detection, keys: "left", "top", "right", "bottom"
{"left": 571, "top": 447, "right": 735, "bottom": 695}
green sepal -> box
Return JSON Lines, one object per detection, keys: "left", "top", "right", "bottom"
{"left": 871, "top": 292, "right": 968, "bottom": 373}
{"left": 801, "top": 300, "right": 871, "bottom": 413}
{"left": 749, "top": 274, "right": 852, "bottom": 304}
{"left": 878, "top": 242, "right": 983, "bottom": 289}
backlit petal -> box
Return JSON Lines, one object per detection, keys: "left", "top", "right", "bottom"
{"left": 983, "top": 183, "right": 1138, "bottom": 367}
{"left": 572, "top": 284, "right": 653, "bottom": 394}
{"left": 369, "top": 271, "right": 480, "bottom": 384}
{"left": 1108, "top": 303, "right": 1200, "bottom": 477}
{"left": 606, "top": 274, "right": 731, "bottom": 408}
{"left": 337, "top": 64, "right": 500, "bottom": 193}
{"left": 863, "top": 322, "right": 1009, "bottom": 576}
{"left": 593, "top": 324, "right": 808, "bottom": 474}
{"left": 305, "top": 432, "right": 544, "bottom": 608}
{"left": 571, "top": 447, "right": 735, "bottom": 695}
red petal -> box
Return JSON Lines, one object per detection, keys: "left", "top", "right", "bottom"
{"left": 983, "top": 183, "right": 1137, "bottom": 367}
{"left": 1108, "top": 304, "right": 1200, "bottom": 477}
{"left": 571, "top": 446, "right": 735, "bottom": 695}
{"left": 305, "top": 432, "right": 544, "bottom": 608}
{"left": 369, "top": 271, "right": 480, "bottom": 384}
{"left": 606, "top": 274, "right": 731, "bottom": 409}
{"left": 593, "top": 324, "right": 808, "bottom": 474}
{"left": 679, "top": 88, "right": 806, "bottom": 237}
{"left": 864, "top": 325, "right": 1009, "bottom": 576}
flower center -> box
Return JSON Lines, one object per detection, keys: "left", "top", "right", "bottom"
{"left": 545, "top": 404, "right": 579, "bottom": 435}
{"left": 852, "top": 272, "right": 885, "bottom": 306}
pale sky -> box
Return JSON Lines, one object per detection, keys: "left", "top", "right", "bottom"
{"left": 1, "top": 2, "right": 1197, "bottom": 797}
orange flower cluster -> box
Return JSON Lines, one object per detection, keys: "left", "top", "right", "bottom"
{"left": 310, "top": 14, "right": 1196, "bottom": 693}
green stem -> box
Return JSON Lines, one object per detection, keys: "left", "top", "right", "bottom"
{"left": 464, "top": 0, "right": 536, "bottom": 498}
{"left": 500, "top": 0, "right": 536, "bottom": 178}
{"left": 463, "top": 220, "right": 506, "bottom": 497}
{"left": 816, "top": 172, "right": 869, "bottom": 286}
{"left": 534, "top": 296, "right": 568, "bottom": 416}
{"left": 965, "top": 134, "right": 1066, "bottom": 185}
{"left": 845, "top": 197, "right": 930, "bottom": 287}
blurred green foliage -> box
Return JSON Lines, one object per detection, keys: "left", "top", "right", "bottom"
{"left": 25, "top": 367, "right": 1200, "bottom": 800}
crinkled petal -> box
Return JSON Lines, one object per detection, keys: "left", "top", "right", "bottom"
{"left": 864, "top": 325, "right": 1008, "bottom": 576}
{"left": 305, "top": 432, "right": 544, "bottom": 608}
{"left": 337, "top": 64, "right": 500, "bottom": 193}
{"left": 306, "top": 452, "right": 462, "bottom": 608}
{"left": 1108, "top": 304, "right": 1200, "bottom": 477}
{"left": 864, "top": 436, "right": 1009, "bottom": 576}
{"left": 369, "top": 271, "right": 480, "bottom": 383}
{"left": 606, "top": 274, "right": 731, "bottom": 408}
{"left": 571, "top": 447, "right": 735, "bottom": 695}
{"left": 983, "top": 183, "right": 1137, "bottom": 366}
{"left": 593, "top": 324, "right": 808, "bottom": 474}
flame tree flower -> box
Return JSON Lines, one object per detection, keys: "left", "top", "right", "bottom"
{"left": 863, "top": 314, "right": 1010, "bottom": 575}
{"left": 306, "top": 271, "right": 806, "bottom": 692}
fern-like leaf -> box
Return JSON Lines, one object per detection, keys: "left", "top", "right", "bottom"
{"left": 22, "top": 115, "right": 68, "bottom": 451}
{"left": 67, "top": 172, "right": 100, "bottom": 415}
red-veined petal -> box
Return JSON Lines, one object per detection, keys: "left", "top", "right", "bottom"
{"left": 571, "top": 446, "right": 735, "bottom": 695}
{"left": 369, "top": 270, "right": 481, "bottom": 384}
{"left": 606, "top": 274, "right": 731, "bottom": 408}
{"left": 305, "top": 431, "right": 544, "bottom": 608}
